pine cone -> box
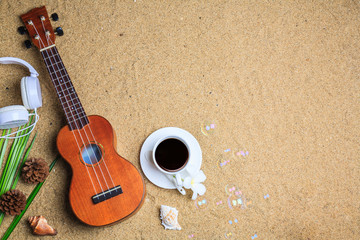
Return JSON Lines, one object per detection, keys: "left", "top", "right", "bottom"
{"left": 21, "top": 158, "right": 49, "bottom": 184}
{"left": 0, "top": 189, "right": 26, "bottom": 215}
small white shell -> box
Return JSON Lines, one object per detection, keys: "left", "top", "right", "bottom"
{"left": 160, "top": 205, "right": 181, "bottom": 230}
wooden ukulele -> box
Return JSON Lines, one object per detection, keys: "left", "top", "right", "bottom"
{"left": 20, "top": 6, "right": 145, "bottom": 226}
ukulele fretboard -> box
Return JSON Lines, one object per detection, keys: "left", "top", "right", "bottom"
{"left": 41, "top": 46, "right": 89, "bottom": 130}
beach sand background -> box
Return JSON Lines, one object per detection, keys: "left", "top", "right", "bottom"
{"left": 0, "top": 0, "right": 359, "bottom": 239}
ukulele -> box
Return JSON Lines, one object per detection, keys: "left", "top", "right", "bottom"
{"left": 20, "top": 6, "right": 145, "bottom": 226}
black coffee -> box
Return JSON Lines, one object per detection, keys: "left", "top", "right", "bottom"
{"left": 154, "top": 138, "right": 189, "bottom": 172}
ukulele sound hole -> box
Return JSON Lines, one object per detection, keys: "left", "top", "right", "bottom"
{"left": 81, "top": 143, "right": 103, "bottom": 165}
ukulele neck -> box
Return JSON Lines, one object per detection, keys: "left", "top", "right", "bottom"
{"left": 41, "top": 46, "right": 89, "bottom": 130}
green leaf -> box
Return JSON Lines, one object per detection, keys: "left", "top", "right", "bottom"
{"left": 0, "top": 114, "right": 36, "bottom": 227}
{"left": 0, "top": 129, "right": 29, "bottom": 195}
{"left": 1, "top": 156, "right": 59, "bottom": 240}
{"left": 0, "top": 115, "right": 34, "bottom": 195}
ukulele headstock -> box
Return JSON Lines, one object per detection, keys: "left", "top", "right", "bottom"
{"left": 20, "top": 6, "right": 61, "bottom": 50}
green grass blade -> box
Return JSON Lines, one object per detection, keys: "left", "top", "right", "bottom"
{"left": 0, "top": 130, "right": 10, "bottom": 172}
{"left": 0, "top": 129, "right": 17, "bottom": 191}
{"left": 1, "top": 156, "right": 59, "bottom": 240}
{"left": 5, "top": 134, "right": 31, "bottom": 191}
{"left": 11, "top": 133, "right": 37, "bottom": 189}
{"left": 0, "top": 130, "right": 8, "bottom": 155}
{"left": 0, "top": 213, "right": 4, "bottom": 228}
{"left": 0, "top": 131, "right": 5, "bottom": 148}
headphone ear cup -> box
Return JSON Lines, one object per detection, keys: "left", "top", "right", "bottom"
{"left": 21, "top": 76, "right": 42, "bottom": 110}
{"left": 0, "top": 105, "right": 29, "bottom": 129}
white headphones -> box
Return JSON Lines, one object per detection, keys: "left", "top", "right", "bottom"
{"left": 0, "top": 57, "right": 42, "bottom": 139}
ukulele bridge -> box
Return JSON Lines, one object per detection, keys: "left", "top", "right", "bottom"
{"left": 92, "top": 185, "right": 123, "bottom": 204}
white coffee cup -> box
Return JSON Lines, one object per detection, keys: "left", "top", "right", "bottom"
{"left": 151, "top": 135, "right": 192, "bottom": 195}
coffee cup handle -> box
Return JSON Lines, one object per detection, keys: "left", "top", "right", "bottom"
{"left": 174, "top": 173, "right": 186, "bottom": 195}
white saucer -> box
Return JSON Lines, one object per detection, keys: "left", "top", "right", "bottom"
{"left": 140, "top": 127, "right": 202, "bottom": 189}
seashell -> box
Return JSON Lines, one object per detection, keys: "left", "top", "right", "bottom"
{"left": 28, "top": 216, "right": 57, "bottom": 236}
{"left": 160, "top": 205, "right": 181, "bottom": 230}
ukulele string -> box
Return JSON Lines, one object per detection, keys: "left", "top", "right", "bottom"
{"left": 84, "top": 124, "right": 117, "bottom": 189}
{"left": 36, "top": 16, "right": 117, "bottom": 194}
{"left": 40, "top": 17, "right": 50, "bottom": 46}
{"left": 45, "top": 32, "right": 117, "bottom": 190}
{"left": 29, "top": 20, "right": 46, "bottom": 49}
{"left": 39, "top": 24, "right": 108, "bottom": 193}
{"left": 37, "top": 24, "right": 99, "bottom": 194}
{"left": 46, "top": 48, "right": 107, "bottom": 193}
{"left": 41, "top": 47, "right": 103, "bottom": 194}
{"left": 53, "top": 45, "right": 117, "bottom": 191}
{"left": 46, "top": 36, "right": 116, "bottom": 192}
{"left": 33, "top": 23, "right": 100, "bottom": 195}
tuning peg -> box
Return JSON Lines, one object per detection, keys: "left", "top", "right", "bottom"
{"left": 18, "top": 26, "right": 28, "bottom": 35}
{"left": 24, "top": 40, "right": 32, "bottom": 49}
{"left": 54, "top": 27, "right": 64, "bottom": 36}
{"left": 51, "top": 13, "right": 59, "bottom": 21}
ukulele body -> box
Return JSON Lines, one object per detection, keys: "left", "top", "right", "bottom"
{"left": 57, "top": 115, "right": 145, "bottom": 226}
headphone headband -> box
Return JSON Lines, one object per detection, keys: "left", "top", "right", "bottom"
{"left": 0, "top": 57, "right": 39, "bottom": 77}
{"left": 0, "top": 57, "right": 41, "bottom": 136}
